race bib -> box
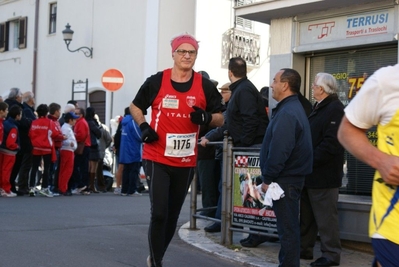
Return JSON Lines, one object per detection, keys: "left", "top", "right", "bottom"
{"left": 165, "top": 132, "right": 196, "bottom": 157}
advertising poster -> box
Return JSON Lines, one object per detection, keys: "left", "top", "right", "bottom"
{"left": 232, "top": 152, "right": 277, "bottom": 232}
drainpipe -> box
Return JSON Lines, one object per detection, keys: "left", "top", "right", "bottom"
{"left": 32, "top": 0, "right": 40, "bottom": 96}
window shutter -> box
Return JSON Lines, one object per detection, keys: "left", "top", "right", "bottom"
{"left": 18, "top": 16, "right": 27, "bottom": 49}
{"left": 0, "top": 22, "right": 5, "bottom": 52}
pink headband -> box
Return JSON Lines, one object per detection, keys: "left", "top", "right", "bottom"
{"left": 171, "top": 34, "right": 199, "bottom": 52}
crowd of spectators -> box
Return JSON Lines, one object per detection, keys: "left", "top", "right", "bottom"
{"left": 0, "top": 89, "right": 131, "bottom": 198}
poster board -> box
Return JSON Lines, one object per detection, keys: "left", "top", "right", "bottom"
{"left": 232, "top": 151, "right": 277, "bottom": 234}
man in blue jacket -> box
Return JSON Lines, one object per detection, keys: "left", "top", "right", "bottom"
{"left": 260, "top": 68, "right": 313, "bottom": 267}
{"left": 119, "top": 107, "right": 142, "bottom": 196}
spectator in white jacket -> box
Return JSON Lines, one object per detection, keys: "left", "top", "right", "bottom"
{"left": 58, "top": 112, "right": 79, "bottom": 195}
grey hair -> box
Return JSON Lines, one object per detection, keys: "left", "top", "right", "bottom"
{"left": 315, "top": 73, "right": 337, "bottom": 95}
{"left": 22, "top": 91, "right": 34, "bottom": 102}
{"left": 8, "top": 88, "right": 22, "bottom": 99}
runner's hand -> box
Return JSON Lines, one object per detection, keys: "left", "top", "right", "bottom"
{"left": 190, "top": 106, "right": 212, "bottom": 125}
{"left": 140, "top": 122, "right": 159, "bottom": 143}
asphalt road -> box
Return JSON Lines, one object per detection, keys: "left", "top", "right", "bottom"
{"left": 0, "top": 191, "right": 241, "bottom": 267}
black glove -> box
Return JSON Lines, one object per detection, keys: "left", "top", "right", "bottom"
{"left": 190, "top": 106, "right": 212, "bottom": 125}
{"left": 139, "top": 122, "right": 159, "bottom": 143}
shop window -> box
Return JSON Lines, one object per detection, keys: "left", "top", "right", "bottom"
{"left": 49, "top": 3, "right": 57, "bottom": 34}
{"left": 0, "top": 17, "right": 27, "bottom": 52}
{"left": 308, "top": 46, "right": 398, "bottom": 196}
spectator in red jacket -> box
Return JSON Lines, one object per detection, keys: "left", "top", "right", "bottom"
{"left": 70, "top": 107, "right": 91, "bottom": 194}
{"left": 0, "top": 105, "right": 22, "bottom": 197}
{"left": 47, "top": 103, "right": 64, "bottom": 194}
{"left": 28, "top": 104, "right": 64, "bottom": 197}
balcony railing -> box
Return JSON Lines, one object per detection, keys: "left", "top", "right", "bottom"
{"left": 222, "top": 28, "right": 261, "bottom": 68}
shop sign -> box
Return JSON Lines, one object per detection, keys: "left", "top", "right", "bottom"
{"left": 299, "top": 9, "right": 394, "bottom": 45}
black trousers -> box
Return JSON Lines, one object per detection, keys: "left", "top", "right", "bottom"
{"left": 143, "top": 160, "right": 194, "bottom": 266}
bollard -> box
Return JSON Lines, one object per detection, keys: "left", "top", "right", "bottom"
{"left": 189, "top": 170, "right": 197, "bottom": 229}
{"left": 224, "top": 136, "right": 234, "bottom": 246}
{"left": 220, "top": 132, "right": 229, "bottom": 244}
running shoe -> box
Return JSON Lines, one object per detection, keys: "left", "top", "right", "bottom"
{"left": 29, "top": 188, "right": 36, "bottom": 197}
{"left": 1, "top": 190, "right": 17, "bottom": 197}
{"left": 39, "top": 188, "right": 54, "bottom": 198}
{"left": 114, "top": 187, "right": 121, "bottom": 195}
{"left": 76, "top": 186, "right": 87, "bottom": 193}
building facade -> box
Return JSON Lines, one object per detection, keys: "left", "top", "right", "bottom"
{"left": 236, "top": 0, "right": 399, "bottom": 242}
{"left": 0, "top": 0, "right": 270, "bottom": 131}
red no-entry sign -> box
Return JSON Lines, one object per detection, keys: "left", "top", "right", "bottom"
{"left": 102, "top": 69, "right": 124, "bottom": 92}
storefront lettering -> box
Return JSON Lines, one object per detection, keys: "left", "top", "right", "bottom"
{"left": 307, "top": 22, "right": 335, "bottom": 39}
{"left": 332, "top": 73, "right": 348, "bottom": 80}
{"left": 346, "top": 12, "right": 389, "bottom": 38}
{"left": 348, "top": 77, "right": 365, "bottom": 99}
{"left": 347, "top": 13, "right": 388, "bottom": 28}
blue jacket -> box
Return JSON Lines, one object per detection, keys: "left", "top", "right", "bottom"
{"left": 260, "top": 94, "right": 313, "bottom": 184}
{"left": 0, "top": 117, "right": 20, "bottom": 155}
{"left": 119, "top": 115, "right": 142, "bottom": 164}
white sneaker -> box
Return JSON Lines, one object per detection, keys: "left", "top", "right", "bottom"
{"left": 0, "top": 188, "right": 5, "bottom": 195}
{"left": 29, "top": 188, "right": 36, "bottom": 197}
{"left": 114, "top": 187, "right": 121, "bottom": 195}
{"left": 76, "top": 186, "right": 87, "bottom": 193}
{"left": 39, "top": 188, "right": 54, "bottom": 198}
{"left": 48, "top": 188, "right": 60, "bottom": 196}
{"left": 1, "top": 191, "right": 17, "bottom": 197}
{"left": 71, "top": 189, "right": 79, "bottom": 194}
{"left": 129, "top": 191, "right": 142, "bottom": 196}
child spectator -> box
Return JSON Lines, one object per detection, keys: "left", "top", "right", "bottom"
{"left": 28, "top": 104, "right": 64, "bottom": 197}
{"left": 58, "top": 112, "right": 78, "bottom": 196}
{"left": 0, "top": 105, "right": 21, "bottom": 197}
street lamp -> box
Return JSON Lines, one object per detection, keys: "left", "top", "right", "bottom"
{"left": 62, "top": 23, "right": 93, "bottom": 58}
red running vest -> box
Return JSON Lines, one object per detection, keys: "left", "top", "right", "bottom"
{"left": 142, "top": 69, "right": 207, "bottom": 167}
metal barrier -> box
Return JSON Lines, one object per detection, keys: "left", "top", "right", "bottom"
{"left": 190, "top": 134, "right": 278, "bottom": 246}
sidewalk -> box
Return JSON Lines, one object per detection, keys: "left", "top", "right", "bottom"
{"left": 179, "top": 219, "right": 374, "bottom": 267}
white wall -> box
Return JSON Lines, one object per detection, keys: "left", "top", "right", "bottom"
{"left": 195, "top": 0, "right": 270, "bottom": 90}
{"left": 36, "top": 0, "right": 150, "bottom": 126}
{"left": 0, "top": 0, "right": 35, "bottom": 98}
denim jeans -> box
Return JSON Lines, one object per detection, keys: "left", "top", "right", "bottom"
{"left": 273, "top": 180, "right": 304, "bottom": 267}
